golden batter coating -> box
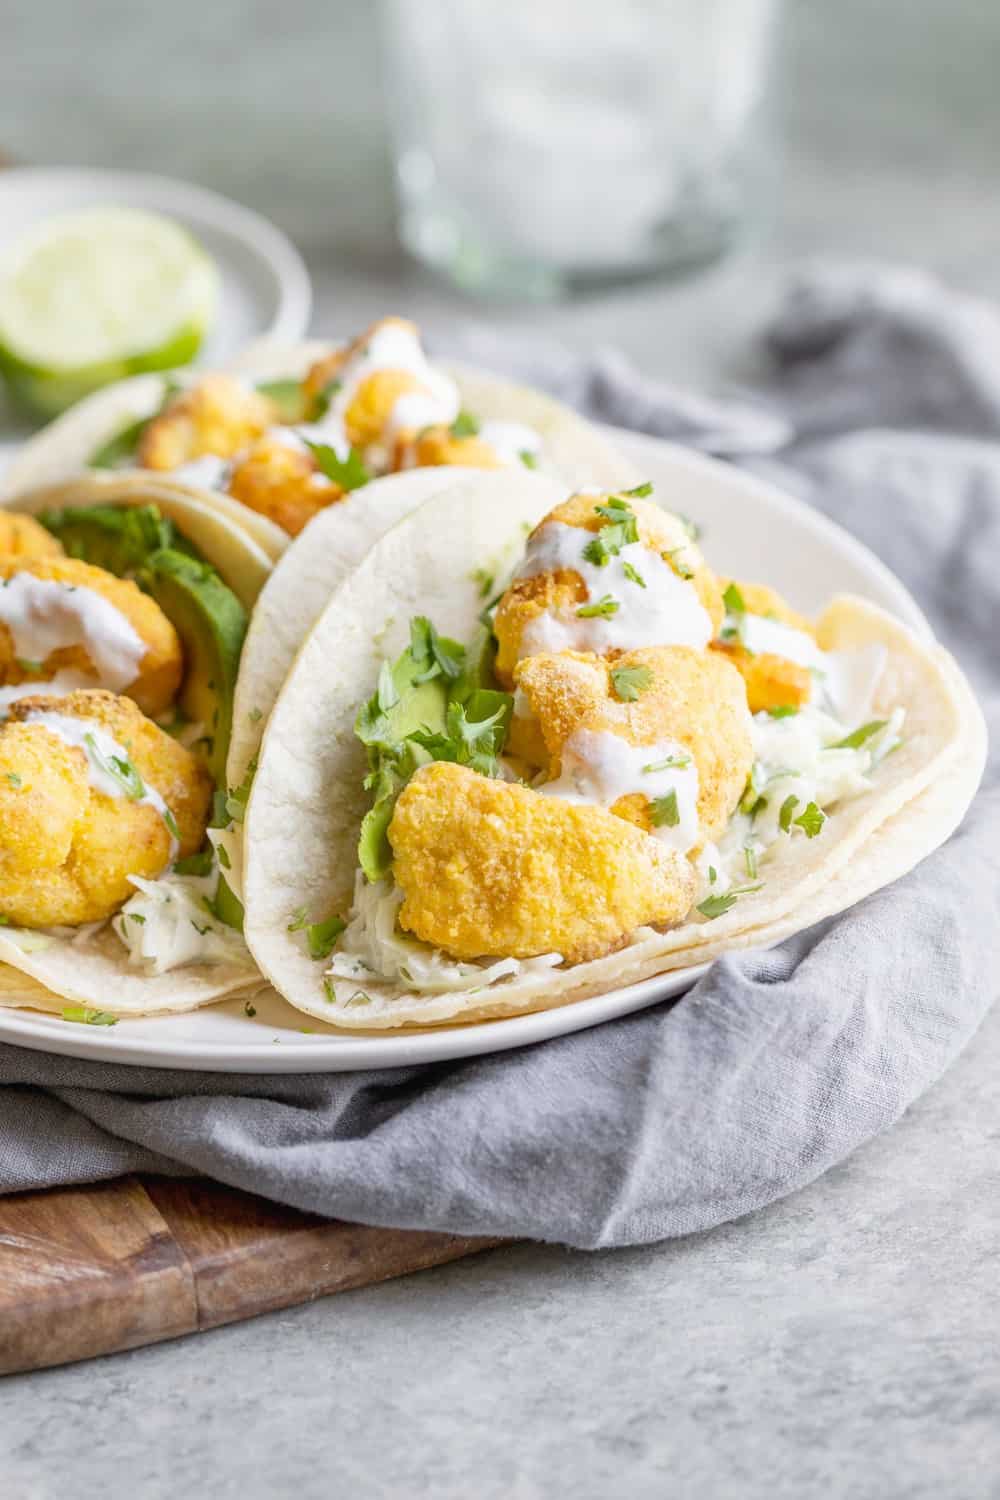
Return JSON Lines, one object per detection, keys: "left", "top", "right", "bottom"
{"left": 712, "top": 578, "right": 817, "bottom": 714}
{"left": 228, "top": 435, "right": 341, "bottom": 537}
{"left": 399, "top": 425, "right": 504, "bottom": 472}
{"left": 303, "top": 317, "right": 435, "bottom": 450}
{"left": 389, "top": 760, "right": 696, "bottom": 964}
{"left": 514, "top": 645, "right": 753, "bottom": 842}
{"left": 0, "top": 556, "right": 183, "bottom": 717}
{"left": 138, "top": 375, "right": 276, "bottom": 471}
{"left": 493, "top": 491, "right": 723, "bottom": 687}
{"left": 0, "top": 512, "right": 64, "bottom": 562}
{"left": 0, "top": 690, "right": 211, "bottom": 927}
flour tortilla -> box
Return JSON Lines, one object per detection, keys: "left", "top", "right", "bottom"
{"left": 241, "top": 473, "right": 985, "bottom": 1031}
{"left": 0, "top": 482, "right": 272, "bottom": 1015}
{"left": 0, "top": 343, "right": 640, "bottom": 554}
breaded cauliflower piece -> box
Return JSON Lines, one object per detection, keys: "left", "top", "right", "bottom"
{"left": 228, "top": 435, "right": 341, "bottom": 537}
{"left": 514, "top": 645, "right": 753, "bottom": 842}
{"left": 400, "top": 425, "right": 504, "bottom": 472}
{"left": 712, "top": 578, "right": 817, "bottom": 714}
{"left": 303, "top": 317, "right": 435, "bottom": 449}
{"left": 389, "top": 761, "right": 695, "bottom": 964}
{"left": 0, "top": 512, "right": 64, "bottom": 562}
{"left": 138, "top": 375, "right": 276, "bottom": 471}
{"left": 493, "top": 491, "right": 723, "bottom": 686}
{"left": 0, "top": 690, "right": 211, "bottom": 926}
{"left": 0, "top": 556, "right": 183, "bottom": 717}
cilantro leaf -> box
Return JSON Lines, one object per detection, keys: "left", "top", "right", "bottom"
{"left": 576, "top": 594, "right": 619, "bottom": 619}
{"left": 410, "top": 616, "right": 466, "bottom": 683}
{"left": 649, "top": 789, "right": 680, "bottom": 828}
{"left": 303, "top": 439, "right": 371, "bottom": 492}
{"left": 697, "top": 882, "right": 763, "bottom": 920}
{"left": 61, "top": 1007, "right": 117, "bottom": 1026}
{"left": 255, "top": 378, "right": 306, "bottom": 423}
{"left": 619, "top": 481, "right": 653, "bottom": 498}
{"left": 642, "top": 753, "right": 691, "bottom": 773}
{"left": 450, "top": 410, "right": 480, "bottom": 438}
{"left": 767, "top": 705, "right": 799, "bottom": 719}
{"left": 519, "top": 450, "right": 539, "bottom": 469}
{"left": 174, "top": 848, "right": 214, "bottom": 878}
{"left": 610, "top": 664, "right": 653, "bottom": 702}
{"left": 779, "top": 794, "right": 800, "bottom": 833}
{"left": 622, "top": 560, "right": 646, "bottom": 588}
{"left": 722, "top": 582, "right": 746, "bottom": 616}
{"left": 793, "top": 801, "right": 826, "bottom": 838}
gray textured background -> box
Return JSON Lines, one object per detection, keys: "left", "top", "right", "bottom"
{"left": 3, "top": 3, "right": 1000, "bottom": 1496}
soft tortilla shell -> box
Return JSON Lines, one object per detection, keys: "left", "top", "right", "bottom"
{"left": 242, "top": 475, "right": 984, "bottom": 1030}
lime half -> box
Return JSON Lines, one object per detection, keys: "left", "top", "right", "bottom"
{"left": 0, "top": 207, "right": 219, "bottom": 418}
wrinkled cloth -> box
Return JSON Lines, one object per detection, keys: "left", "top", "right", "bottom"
{"left": 1, "top": 263, "right": 997, "bottom": 1249}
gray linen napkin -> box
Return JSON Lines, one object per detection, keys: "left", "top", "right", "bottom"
{"left": 0, "top": 264, "right": 996, "bottom": 1250}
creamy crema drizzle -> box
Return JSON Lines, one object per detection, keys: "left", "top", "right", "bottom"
{"left": 0, "top": 575, "right": 146, "bottom": 692}
{"left": 541, "top": 728, "right": 700, "bottom": 853}
{"left": 21, "top": 709, "right": 178, "bottom": 859}
{"left": 516, "top": 521, "right": 712, "bottom": 660}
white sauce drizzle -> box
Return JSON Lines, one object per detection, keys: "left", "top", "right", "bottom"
{"left": 478, "top": 419, "right": 544, "bottom": 466}
{"left": 723, "top": 609, "right": 889, "bottom": 724}
{"left": 540, "top": 728, "right": 700, "bottom": 853}
{"left": 305, "top": 322, "right": 460, "bottom": 459}
{"left": 516, "top": 521, "right": 712, "bottom": 660}
{"left": 21, "top": 709, "right": 178, "bottom": 859}
{"left": 0, "top": 575, "right": 146, "bottom": 692}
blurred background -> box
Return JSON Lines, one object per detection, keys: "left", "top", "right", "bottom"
{"left": 2, "top": 0, "right": 998, "bottom": 384}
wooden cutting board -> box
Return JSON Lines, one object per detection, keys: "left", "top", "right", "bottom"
{"left": 0, "top": 1175, "right": 501, "bottom": 1375}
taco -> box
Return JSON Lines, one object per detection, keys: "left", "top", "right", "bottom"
{"left": 240, "top": 471, "right": 985, "bottom": 1030}
{"left": 1, "top": 317, "right": 640, "bottom": 555}
{"left": 0, "top": 483, "right": 274, "bottom": 1016}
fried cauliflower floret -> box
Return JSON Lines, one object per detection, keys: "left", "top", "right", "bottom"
{"left": 0, "top": 690, "right": 211, "bottom": 927}
{"left": 0, "top": 556, "right": 183, "bottom": 717}
{"left": 493, "top": 491, "right": 723, "bottom": 687}
{"left": 401, "top": 425, "right": 504, "bottom": 471}
{"left": 0, "top": 512, "right": 64, "bottom": 562}
{"left": 514, "top": 645, "right": 753, "bottom": 842}
{"left": 227, "top": 435, "right": 342, "bottom": 537}
{"left": 137, "top": 375, "right": 276, "bottom": 471}
{"left": 303, "top": 317, "right": 435, "bottom": 449}
{"left": 389, "top": 761, "right": 695, "bottom": 964}
{"left": 712, "top": 578, "right": 817, "bottom": 714}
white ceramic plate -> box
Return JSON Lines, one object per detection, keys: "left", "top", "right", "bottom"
{"left": 0, "top": 167, "right": 312, "bottom": 473}
{"left": 0, "top": 428, "right": 927, "bottom": 1072}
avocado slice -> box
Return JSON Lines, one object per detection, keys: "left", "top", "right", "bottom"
{"left": 38, "top": 503, "right": 197, "bottom": 575}
{"left": 140, "top": 548, "right": 248, "bottom": 784}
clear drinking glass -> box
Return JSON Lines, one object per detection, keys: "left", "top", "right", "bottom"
{"left": 380, "top": 0, "right": 780, "bottom": 300}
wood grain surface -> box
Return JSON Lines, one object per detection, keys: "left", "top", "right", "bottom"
{"left": 0, "top": 1176, "right": 501, "bottom": 1376}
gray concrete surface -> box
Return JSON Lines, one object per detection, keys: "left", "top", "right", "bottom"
{"left": 2, "top": 3, "right": 999, "bottom": 1496}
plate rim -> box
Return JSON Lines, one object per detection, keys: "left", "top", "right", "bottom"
{"left": 0, "top": 424, "right": 928, "bottom": 1071}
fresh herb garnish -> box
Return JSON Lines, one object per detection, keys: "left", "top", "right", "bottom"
{"left": 582, "top": 497, "right": 640, "bottom": 566}
{"left": 130, "top": 913, "right": 146, "bottom": 925}
{"left": 217, "top": 843, "right": 231, "bottom": 871}
{"left": 248, "top": 707, "right": 263, "bottom": 724}
{"left": 767, "top": 705, "right": 800, "bottom": 719}
{"left": 225, "top": 757, "right": 258, "bottom": 825}
{"left": 303, "top": 439, "right": 371, "bottom": 492}
{"left": 450, "top": 410, "right": 480, "bottom": 438}
{"left": 830, "top": 719, "right": 888, "bottom": 750}
{"left": 287, "top": 907, "right": 309, "bottom": 932}
{"left": 410, "top": 692, "right": 513, "bottom": 778}
{"left": 665, "top": 548, "right": 694, "bottom": 580}
{"left": 642, "top": 752, "right": 691, "bottom": 773}
{"left": 722, "top": 582, "right": 746, "bottom": 616}
{"left": 610, "top": 664, "right": 653, "bottom": 702}
{"left": 519, "top": 450, "right": 539, "bottom": 469}
{"left": 779, "top": 794, "right": 799, "bottom": 833}
{"left": 161, "top": 806, "right": 180, "bottom": 842}
{"left": 471, "top": 566, "right": 495, "bottom": 599}
{"left": 697, "top": 883, "right": 763, "bottom": 920}
{"left": 576, "top": 594, "right": 619, "bottom": 619}
{"left": 622, "top": 560, "right": 646, "bottom": 588}
{"left": 650, "top": 789, "right": 680, "bottom": 828}
{"left": 5, "top": 773, "right": 21, "bottom": 788}
{"left": 743, "top": 844, "right": 758, "bottom": 880}
{"left": 83, "top": 734, "right": 146, "bottom": 801}
{"left": 619, "top": 481, "right": 654, "bottom": 498}
{"left": 61, "top": 1007, "right": 117, "bottom": 1026}
{"left": 409, "top": 616, "right": 466, "bottom": 683}
{"left": 256, "top": 378, "right": 307, "bottom": 423}
{"left": 793, "top": 801, "right": 826, "bottom": 838}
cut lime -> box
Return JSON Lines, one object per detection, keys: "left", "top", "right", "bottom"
{"left": 0, "top": 207, "right": 219, "bottom": 419}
